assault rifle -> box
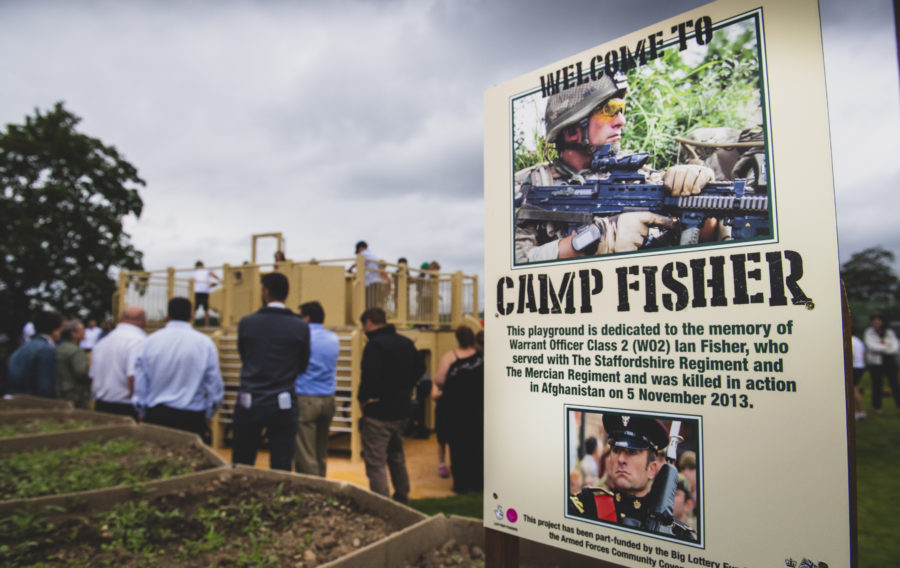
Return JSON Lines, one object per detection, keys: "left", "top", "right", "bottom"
{"left": 645, "top": 421, "right": 682, "bottom": 532}
{"left": 644, "top": 420, "right": 697, "bottom": 541}
{"left": 515, "top": 145, "right": 769, "bottom": 248}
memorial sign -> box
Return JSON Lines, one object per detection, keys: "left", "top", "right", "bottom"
{"left": 484, "top": 1, "right": 850, "bottom": 566}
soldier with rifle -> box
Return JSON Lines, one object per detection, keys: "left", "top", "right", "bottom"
{"left": 568, "top": 414, "right": 696, "bottom": 541}
{"left": 515, "top": 72, "right": 721, "bottom": 264}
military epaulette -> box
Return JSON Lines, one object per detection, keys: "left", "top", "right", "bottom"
{"left": 582, "top": 486, "right": 614, "bottom": 497}
{"left": 570, "top": 487, "right": 613, "bottom": 518}
{"left": 569, "top": 494, "right": 585, "bottom": 514}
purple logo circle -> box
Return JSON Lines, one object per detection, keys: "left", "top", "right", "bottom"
{"left": 506, "top": 508, "right": 518, "bottom": 523}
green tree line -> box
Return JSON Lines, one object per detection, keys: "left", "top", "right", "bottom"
{"left": 1, "top": 102, "right": 145, "bottom": 340}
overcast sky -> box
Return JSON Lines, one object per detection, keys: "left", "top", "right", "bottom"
{"left": 2, "top": 0, "right": 897, "bottom": 293}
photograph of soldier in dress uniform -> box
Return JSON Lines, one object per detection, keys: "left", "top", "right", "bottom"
{"left": 513, "top": 12, "right": 772, "bottom": 266}
{"left": 566, "top": 407, "right": 703, "bottom": 545}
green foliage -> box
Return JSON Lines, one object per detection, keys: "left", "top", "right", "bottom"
{"left": 622, "top": 23, "right": 761, "bottom": 169}
{"left": 855, "top": 371, "right": 900, "bottom": 567}
{"left": 0, "top": 505, "right": 61, "bottom": 562}
{"left": 410, "top": 491, "right": 484, "bottom": 519}
{"left": 513, "top": 98, "right": 557, "bottom": 173}
{"left": 0, "top": 419, "right": 93, "bottom": 438}
{"left": 512, "top": 20, "right": 762, "bottom": 172}
{"left": 0, "top": 102, "right": 145, "bottom": 338}
{"left": 100, "top": 500, "right": 178, "bottom": 557}
{"left": 0, "top": 438, "right": 193, "bottom": 499}
{"left": 841, "top": 246, "right": 900, "bottom": 304}
{"left": 0, "top": 485, "right": 351, "bottom": 566}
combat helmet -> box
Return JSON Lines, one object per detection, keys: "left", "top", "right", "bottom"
{"left": 544, "top": 72, "right": 628, "bottom": 146}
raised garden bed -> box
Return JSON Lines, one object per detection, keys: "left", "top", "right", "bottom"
{"left": 0, "top": 423, "right": 226, "bottom": 515}
{"left": 0, "top": 395, "right": 74, "bottom": 411}
{"left": 0, "top": 466, "right": 426, "bottom": 567}
{"left": 0, "top": 409, "right": 133, "bottom": 438}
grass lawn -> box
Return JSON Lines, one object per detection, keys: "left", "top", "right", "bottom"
{"left": 410, "top": 371, "right": 898, "bottom": 567}
{"left": 410, "top": 491, "right": 483, "bottom": 519}
{"left": 855, "top": 371, "right": 900, "bottom": 568}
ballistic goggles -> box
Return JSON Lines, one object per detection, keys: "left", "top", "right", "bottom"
{"left": 590, "top": 98, "right": 625, "bottom": 121}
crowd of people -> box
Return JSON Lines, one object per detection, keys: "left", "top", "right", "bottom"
{"left": 4, "top": 300, "right": 226, "bottom": 439}
{"left": 5, "top": 311, "right": 115, "bottom": 407}
{"left": 348, "top": 241, "right": 443, "bottom": 323}
{"left": 854, "top": 310, "right": 900, "bottom": 420}
{"left": 1, "top": 275, "right": 338, "bottom": 476}
{"left": 17, "top": 241, "right": 888, "bottom": 512}
{"left": 2, "top": 259, "right": 486, "bottom": 503}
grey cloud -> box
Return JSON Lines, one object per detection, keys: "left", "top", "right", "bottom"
{"left": 1, "top": 0, "right": 897, "bottom": 285}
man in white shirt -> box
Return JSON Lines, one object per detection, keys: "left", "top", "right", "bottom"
{"left": 21, "top": 319, "right": 35, "bottom": 344}
{"left": 852, "top": 334, "right": 867, "bottom": 420}
{"left": 354, "top": 241, "right": 387, "bottom": 307}
{"left": 133, "top": 297, "right": 224, "bottom": 438}
{"left": 90, "top": 306, "right": 147, "bottom": 419}
{"left": 864, "top": 311, "right": 900, "bottom": 416}
{"left": 193, "top": 261, "right": 220, "bottom": 327}
{"left": 79, "top": 319, "right": 103, "bottom": 351}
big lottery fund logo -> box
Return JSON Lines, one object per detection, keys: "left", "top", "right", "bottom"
{"left": 495, "top": 505, "right": 518, "bottom": 524}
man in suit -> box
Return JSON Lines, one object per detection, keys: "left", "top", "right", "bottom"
{"left": 7, "top": 310, "right": 63, "bottom": 397}
{"left": 233, "top": 272, "right": 310, "bottom": 471}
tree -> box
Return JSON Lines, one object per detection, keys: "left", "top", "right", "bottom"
{"left": 840, "top": 246, "right": 900, "bottom": 303}
{"left": 0, "top": 102, "right": 145, "bottom": 340}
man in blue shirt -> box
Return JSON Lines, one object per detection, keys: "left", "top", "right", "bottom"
{"left": 132, "top": 297, "right": 224, "bottom": 438}
{"left": 8, "top": 310, "right": 63, "bottom": 397}
{"left": 293, "top": 301, "right": 339, "bottom": 476}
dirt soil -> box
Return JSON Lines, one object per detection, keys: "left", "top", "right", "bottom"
{"left": 1, "top": 473, "right": 402, "bottom": 567}
{"left": 405, "top": 538, "right": 486, "bottom": 568}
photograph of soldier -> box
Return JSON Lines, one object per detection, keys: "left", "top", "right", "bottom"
{"left": 566, "top": 408, "right": 702, "bottom": 544}
{"left": 513, "top": 14, "right": 771, "bottom": 265}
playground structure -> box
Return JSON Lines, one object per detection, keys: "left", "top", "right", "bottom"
{"left": 112, "top": 233, "right": 482, "bottom": 462}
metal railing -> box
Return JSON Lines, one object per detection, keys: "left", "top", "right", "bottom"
{"left": 356, "top": 258, "right": 477, "bottom": 329}
{"left": 115, "top": 269, "right": 195, "bottom": 326}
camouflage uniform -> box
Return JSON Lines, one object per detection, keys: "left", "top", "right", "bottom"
{"left": 677, "top": 126, "right": 766, "bottom": 190}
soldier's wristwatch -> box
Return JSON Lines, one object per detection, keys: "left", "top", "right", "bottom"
{"left": 572, "top": 223, "right": 602, "bottom": 255}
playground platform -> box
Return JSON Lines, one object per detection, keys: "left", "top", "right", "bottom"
{"left": 114, "top": 233, "right": 481, "bottom": 465}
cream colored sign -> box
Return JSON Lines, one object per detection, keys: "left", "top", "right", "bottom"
{"left": 483, "top": 1, "right": 849, "bottom": 566}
